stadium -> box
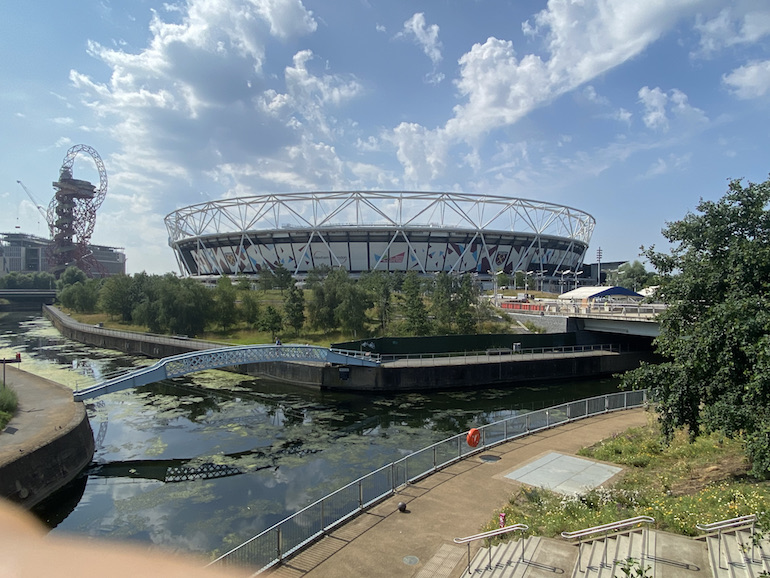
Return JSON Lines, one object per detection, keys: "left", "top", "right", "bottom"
{"left": 164, "top": 191, "right": 595, "bottom": 285}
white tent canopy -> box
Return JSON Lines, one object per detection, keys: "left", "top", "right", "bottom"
{"left": 558, "top": 286, "right": 642, "bottom": 300}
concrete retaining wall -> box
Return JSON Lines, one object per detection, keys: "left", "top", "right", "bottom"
{"left": 0, "top": 391, "right": 94, "bottom": 509}
{"left": 318, "top": 351, "right": 657, "bottom": 392}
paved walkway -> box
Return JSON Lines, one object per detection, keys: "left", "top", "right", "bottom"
{"left": 0, "top": 365, "right": 80, "bottom": 467}
{"left": 265, "top": 408, "right": 650, "bottom": 578}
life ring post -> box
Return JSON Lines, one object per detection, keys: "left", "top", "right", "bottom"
{"left": 466, "top": 428, "right": 481, "bottom": 448}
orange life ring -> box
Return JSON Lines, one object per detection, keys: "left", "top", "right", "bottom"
{"left": 466, "top": 428, "right": 481, "bottom": 448}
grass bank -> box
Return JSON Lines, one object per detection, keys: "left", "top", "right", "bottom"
{"left": 0, "top": 386, "right": 18, "bottom": 430}
{"left": 485, "top": 415, "right": 770, "bottom": 540}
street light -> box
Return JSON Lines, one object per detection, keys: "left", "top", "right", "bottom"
{"left": 572, "top": 270, "right": 583, "bottom": 290}
{"left": 557, "top": 270, "right": 571, "bottom": 294}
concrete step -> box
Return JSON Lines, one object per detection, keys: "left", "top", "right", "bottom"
{"left": 465, "top": 530, "right": 710, "bottom": 578}
{"left": 570, "top": 529, "right": 707, "bottom": 578}
{"left": 706, "top": 529, "right": 770, "bottom": 578}
{"left": 464, "top": 536, "right": 576, "bottom": 577}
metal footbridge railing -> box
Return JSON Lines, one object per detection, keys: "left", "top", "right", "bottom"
{"left": 72, "top": 344, "right": 379, "bottom": 401}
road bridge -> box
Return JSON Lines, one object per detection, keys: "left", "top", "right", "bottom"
{"left": 502, "top": 299, "right": 663, "bottom": 337}
{"left": 0, "top": 289, "right": 56, "bottom": 309}
{"left": 73, "top": 344, "right": 379, "bottom": 401}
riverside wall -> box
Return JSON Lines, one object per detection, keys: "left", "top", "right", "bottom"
{"left": 0, "top": 369, "right": 95, "bottom": 509}
{"left": 42, "top": 305, "right": 655, "bottom": 392}
{"left": 315, "top": 350, "right": 657, "bottom": 392}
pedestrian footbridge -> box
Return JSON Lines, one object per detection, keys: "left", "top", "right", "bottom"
{"left": 73, "top": 344, "right": 379, "bottom": 401}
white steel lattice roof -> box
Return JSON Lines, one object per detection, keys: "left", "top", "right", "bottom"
{"left": 165, "top": 191, "right": 595, "bottom": 244}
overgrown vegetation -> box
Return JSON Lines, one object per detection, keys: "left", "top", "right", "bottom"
{"left": 622, "top": 176, "right": 770, "bottom": 477}
{"left": 45, "top": 264, "right": 513, "bottom": 343}
{"left": 484, "top": 418, "right": 770, "bottom": 541}
{"left": 0, "top": 386, "right": 18, "bottom": 430}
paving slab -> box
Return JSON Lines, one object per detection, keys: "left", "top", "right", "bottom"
{"left": 504, "top": 451, "right": 622, "bottom": 495}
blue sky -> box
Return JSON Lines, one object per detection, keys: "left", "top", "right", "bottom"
{"left": 2, "top": 0, "right": 770, "bottom": 275}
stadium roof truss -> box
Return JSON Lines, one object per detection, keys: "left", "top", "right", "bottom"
{"left": 164, "top": 191, "right": 596, "bottom": 278}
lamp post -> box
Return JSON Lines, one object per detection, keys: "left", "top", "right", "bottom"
{"left": 573, "top": 270, "right": 583, "bottom": 291}
{"left": 487, "top": 270, "right": 498, "bottom": 305}
{"left": 558, "top": 270, "right": 571, "bottom": 294}
{"left": 596, "top": 247, "right": 603, "bottom": 286}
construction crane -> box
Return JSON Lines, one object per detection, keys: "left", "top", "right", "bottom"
{"left": 16, "top": 180, "right": 49, "bottom": 223}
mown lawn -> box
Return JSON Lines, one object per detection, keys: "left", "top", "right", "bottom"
{"left": 484, "top": 414, "right": 770, "bottom": 540}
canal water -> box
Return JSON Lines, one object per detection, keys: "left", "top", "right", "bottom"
{"left": 0, "top": 311, "right": 620, "bottom": 558}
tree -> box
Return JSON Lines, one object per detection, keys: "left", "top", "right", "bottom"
{"left": 240, "top": 290, "right": 261, "bottom": 329}
{"left": 214, "top": 276, "right": 238, "bottom": 332}
{"left": 615, "top": 260, "right": 655, "bottom": 292}
{"left": 309, "top": 268, "right": 349, "bottom": 333}
{"left": 431, "top": 272, "right": 455, "bottom": 332}
{"left": 260, "top": 305, "right": 283, "bottom": 341}
{"left": 336, "top": 283, "right": 371, "bottom": 337}
{"left": 58, "top": 266, "right": 87, "bottom": 289}
{"left": 360, "top": 271, "right": 393, "bottom": 332}
{"left": 99, "top": 274, "right": 135, "bottom": 322}
{"left": 455, "top": 273, "right": 478, "bottom": 334}
{"left": 621, "top": 176, "right": 770, "bottom": 477}
{"left": 283, "top": 282, "right": 305, "bottom": 335}
{"left": 401, "top": 271, "right": 430, "bottom": 335}
{"left": 272, "top": 264, "right": 293, "bottom": 293}
{"left": 59, "top": 279, "right": 101, "bottom": 313}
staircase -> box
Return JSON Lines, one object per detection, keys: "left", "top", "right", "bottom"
{"left": 704, "top": 528, "right": 770, "bottom": 578}
{"left": 460, "top": 529, "right": 709, "bottom": 578}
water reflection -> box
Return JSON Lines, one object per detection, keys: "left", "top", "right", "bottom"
{"left": 1, "top": 311, "right": 619, "bottom": 558}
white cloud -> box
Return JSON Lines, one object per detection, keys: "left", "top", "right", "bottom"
{"left": 398, "top": 13, "right": 444, "bottom": 85}
{"left": 693, "top": 5, "right": 770, "bottom": 58}
{"left": 67, "top": 0, "right": 370, "bottom": 209}
{"left": 638, "top": 86, "right": 707, "bottom": 131}
{"left": 392, "top": 0, "right": 705, "bottom": 181}
{"left": 642, "top": 153, "right": 691, "bottom": 178}
{"left": 723, "top": 60, "right": 770, "bottom": 99}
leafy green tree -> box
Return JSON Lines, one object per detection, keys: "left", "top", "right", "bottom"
{"left": 59, "top": 279, "right": 101, "bottom": 313}
{"left": 240, "top": 290, "right": 261, "bottom": 329}
{"left": 336, "top": 283, "right": 371, "bottom": 337}
{"left": 431, "top": 272, "right": 455, "bottom": 332}
{"left": 615, "top": 260, "right": 655, "bottom": 292}
{"left": 272, "top": 264, "right": 293, "bottom": 293}
{"left": 360, "top": 271, "right": 393, "bottom": 332}
{"left": 260, "top": 305, "right": 283, "bottom": 341}
{"left": 283, "top": 282, "right": 305, "bottom": 336}
{"left": 258, "top": 267, "right": 275, "bottom": 291}
{"left": 455, "top": 273, "right": 478, "bottom": 334}
{"left": 622, "top": 176, "right": 770, "bottom": 477}
{"left": 401, "top": 271, "right": 430, "bottom": 335}
{"left": 309, "top": 268, "right": 349, "bottom": 333}
{"left": 214, "top": 276, "right": 238, "bottom": 331}
{"left": 98, "top": 274, "right": 135, "bottom": 322}
{"left": 235, "top": 275, "right": 253, "bottom": 291}
{"left": 58, "top": 266, "right": 87, "bottom": 289}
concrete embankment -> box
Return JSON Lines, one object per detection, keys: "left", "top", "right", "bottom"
{"left": 43, "top": 305, "right": 656, "bottom": 392}
{"left": 315, "top": 349, "right": 657, "bottom": 391}
{"left": 0, "top": 366, "right": 94, "bottom": 509}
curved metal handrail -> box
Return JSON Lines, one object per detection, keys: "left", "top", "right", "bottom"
{"left": 697, "top": 514, "right": 757, "bottom": 570}
{"left": 696, "top": 514, "right": 756, "bottom": 533}
{"left": 454, "top": 524, "right": 528, "bottom": 575}
{"left": 561, "top": 515, "right": 655, "bottom": 540}
{"left": 454, "top": 523, "right": 529, "bottom": 544}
